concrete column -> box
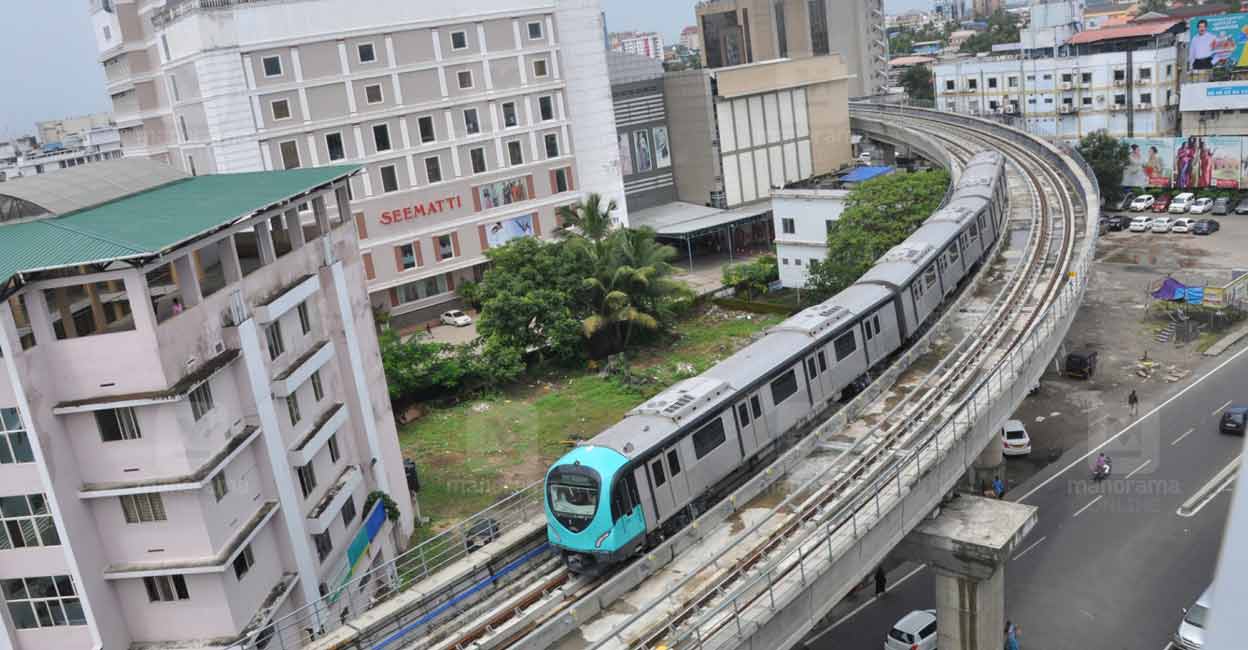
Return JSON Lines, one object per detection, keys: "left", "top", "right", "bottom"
{"left": 254, "top": 219, "right": 277, "bottom": 265}
{"left": 52, "top": 286, "right": 78, "bottom": 338}
{"left": 897, "top": 496, "right": 1037, "bottom": 650}
{"left": 969, "top": 429, "right": 1004, "bottom": 494}
{"left": 333, "top": 185, "right": 352, "bottom": 228}
{"left": 173, "top": 254, "right": 203, "bottom": 308}
{"left": 285, "top": 208, "right": 306, "bottom": 251}
{"left": 220, "top": 236, "right": 243, "bottom": 284}
{"left": 313, "top": 194, "right": 332, "bottom": 237}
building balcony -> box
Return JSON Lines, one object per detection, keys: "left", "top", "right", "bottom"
{"left": 76, "top": 424, "right": 258, "bottom": 499}
{"left": 307, "top": 464, "right": 361, "bottom": 534}
{"left": 102, "top": 501, "right": 278, "bottom": 579}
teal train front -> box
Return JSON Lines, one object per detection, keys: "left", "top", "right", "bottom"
{"left": 544, "top": 445, "right": 646, "bottom": 574}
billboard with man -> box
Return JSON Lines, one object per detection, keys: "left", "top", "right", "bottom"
{"left": 1190, "top": 14, "right": 1248, "bottom": 70}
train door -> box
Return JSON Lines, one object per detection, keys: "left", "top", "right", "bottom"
{"left": 734, "top": 398, "right": 761, "bottom": 457}
{"left": 646, "top": 454, "right": 676, "bottom": 524}
{"left": 631, "top": 465, "right": 659, "bottom": 531}
{"left": 747, "top": 393, "right": 771, "bottom": 446}
{"left": 805, "top": 353, "right": 826, "bottom": 405}
{"left": 861, "top": 312, "right": 884, "bottom": 366}
{"left": 662, "top": 445, "right": 692, "bottom": 512}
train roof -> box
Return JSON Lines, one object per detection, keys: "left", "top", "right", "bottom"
{"left": 926, "top": 196, "right": 985, "bottom": 227}
{"left": 588, "top": 376, "right": 738, "bottom": 458}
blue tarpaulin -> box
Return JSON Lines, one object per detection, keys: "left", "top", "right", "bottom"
{"left": 1153, "top": 277, "right": 1187, "bottom": 300}
{"left": 841, "top": 166, "right": 895, "bottom": 183}
{"left": 1186, "top": 287, "right": 1205, "bottom": 304}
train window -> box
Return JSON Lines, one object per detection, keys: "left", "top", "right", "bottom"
{"left": 770, "top": 370, "right": 799, "bottom": 405}
{"left": 969, "top": 222, "right": 979, "bottom": 238}
{"left": 948, "top": 244, "right": 960, "bottom": 262}
{"left": 834, "top": 332, "right": 856, "bottom": 361}
{"left": 872, "top": 315, "right": 881, "bottom": 335}
{"left": 817, "top": 351, "right": 827, "bottom": 373}
{"left": 750, "top": 395, "right": 762, "bottom": 419}
{"left": 912, "top": 282, "right": 924, "bottom": 302}
{"left": 667, "top": 450, "right": 682, "bottom": 476}
{"left": 737, "top": 403, "right": 750, "bottom": 426}
{"left": 864, "top": 322, "right": 873, "bottom": 341}
{"left": 924, "top": 267, "right": 938, "bottom": 288}
{"left": 627, "top": 475, "right": 641, "bottom": 509}
{"left": 693, "top": 418, "right": 727, "bottom": 459}
{"left": 806, "top": 357, "right": 818, "bottom": 379}
{"left": 611, "top": 478, "right": 634, "bottom": 520}
{"left": 651, "top": 459, "right": 666, "bottom": 487}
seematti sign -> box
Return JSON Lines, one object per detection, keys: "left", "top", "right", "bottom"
{"left": 378, "top": 194, "right": 464, "bottom": 225}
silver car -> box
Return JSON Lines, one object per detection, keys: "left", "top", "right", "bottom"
{"left": 1174, "top": 586, "right": 1211, "bottom": 649}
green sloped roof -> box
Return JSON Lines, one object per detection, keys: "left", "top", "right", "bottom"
{"left": 0, "top": 165, "right": 358, "bottom": 288}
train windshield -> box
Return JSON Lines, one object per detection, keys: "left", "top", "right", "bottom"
{"left": 547, "top": 467, "right": 600, "bottom": 533}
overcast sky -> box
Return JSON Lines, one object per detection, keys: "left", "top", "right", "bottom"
{"left": 1, "top": 0, "right": 926, "bottom": 139}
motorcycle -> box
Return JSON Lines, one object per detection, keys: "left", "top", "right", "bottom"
{"left": 1092, "top": 458, "right": 1112, "bottom": 482}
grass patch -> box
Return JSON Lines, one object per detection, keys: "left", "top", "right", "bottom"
{"left": 400, "top": 307, "right": 785, "bottom": 531}
{"left": 1196, "top": 331, "right": 1220, "bottom": 353}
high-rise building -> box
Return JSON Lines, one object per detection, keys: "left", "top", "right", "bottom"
{"left": 680, "top": 26, "right": 701, "bottom": 51}
{"left": 35, "top": 113, "right": 114, "bottom": 147}
{"left": 91, "top": 0, "right": 625, "bottom": 328}
{"left": 611, "top": 31, "right": 665, "bottom": 60}
{"left": 0, "top": 158, "right": 413, "bottom": 649}
{"left": 695, "top": 0, "right": 889, "bottom": 97}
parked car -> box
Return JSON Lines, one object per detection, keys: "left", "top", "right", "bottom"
{"left": 1151, "top": 216, "right": 1174, "bottom": 233}
{"left": 1111, "top": 191, "right": 1137, "bottom": 212}
{"left": 1152, "top": 194, "right": 1172, "bottom": 212}
{"left": 1236, "top": 196, "right": 1248, "bottom": 214}
{"left": 1105, "top": 215, "right": 1130, "bottom": 231}
{"left": 1129, "top": 194, "right": 1155, "bottom": 211}
{"left": 1212, "top": 197, "right": 1231, "bottom": 215}
{"left": 1064, "top": 349, "right": 1098, "bottom": 378}
{"left": 1192, "top": 219, "right": 1221, "bottom": 235}
{"left": 1170, "top": 217, "right": 1195, "bottom": 234}
{"left": 886, "top": 610, "right": 938, "bottom": 650}
{"left": 1129, "top": 216, "right": 1153, "bottom": 232}
{"left": 1002, "top": 420, "right": 1032, "bottom": 456}
{"left": 1220, "top": 407, "right": 1247, "bottom": 435}
{"left": 1170, "top": 192, "right": 1196, "bottom": 213}
{"left": 440, "top": 310, "right": 473, "bottom": 327}
{"left": 1173, "top": 585, "right": 1212, "bottom": 649}
{"left": 1189, "top": 197, "right": 1216, "bottom": 214}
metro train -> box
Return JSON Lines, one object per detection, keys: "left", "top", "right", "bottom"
{"left": 544, "top": 152, "right": 1009, "bottom": 574}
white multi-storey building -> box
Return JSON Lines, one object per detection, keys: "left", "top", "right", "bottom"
{"left": 0, "top": 126, "right": 123, "bottom": 181}
{"left": 611, "top": 31, "right": 664, "bottom": 61}
{"left": 771, "top": 188, "right": 849, "bottom": 287}
{"left": 679, "top": 26, "right": 701, "bottom": 52}
{"left": 91, "top": 0, "right": 624, "bottom": 327}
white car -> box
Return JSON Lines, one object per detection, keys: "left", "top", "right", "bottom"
{"left": 885, "top": 610, "right": 938, "bottom": 650}
{"left": 1170, "top": 217, "right": 1195, "bottom": 234}
{"left": 1151, "top": 216, "right": 1174, "bottom": 233}
{"left": 1129, "top": 194, "right": 1155, "bottom": 211}
{"left": 1189, "top": 197, "right": 1215, "bottom": 214}
{"left": 440, "top": 310, "right": 473, "bottom": 327}
{"left": 1128, "top": 216, "right": 1153, "bottom": 232}
{"left": 1002, "top": 419, "right": 1032, "bottom": 456}
{"left": 1174, "top": 586, "right": 1211, "bottom": 649}
{"left": 1169, "top": 192, "right": 1195, "bottom": 213}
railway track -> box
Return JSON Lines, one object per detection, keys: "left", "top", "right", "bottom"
{"left": 388, "top": 108, "right": 1093, "bottom": 650}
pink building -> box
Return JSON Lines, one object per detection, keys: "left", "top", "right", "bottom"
{"left": 0, "top": 159, "right": 413, "bottom": 649}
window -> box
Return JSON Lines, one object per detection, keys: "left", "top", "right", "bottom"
{"left": 1139, "top": 67, "right": 1151, "bottom": 80}
{"left": 143, "top": 575, "right": 189, "bottom": 602}
{"left": 262, "top": 55, "right": 282, "bottom": 77}
{"left": 211, "top": 472, "right": 228, "bottom": 501}
{"left": 650, "top": 459, "right": 666, "bottom": 486}
{"left": 1061, "top": 73, "right": 1072, "bottom": 83}
{"left": 924, "top": 266, "right": 937, "bottom": 288}
{"left": 1026, "top": 75, "right": 1034, "bottom": 81}
{"left": 987, "top": 77, "right": 997, "bottom": 89}
{"left": 533, "top": 59, "right": 548, "bottom": 78}
{"left": 527, "top": 21, "right": 543, "bottom": 39}
{"left": 450, "top": 31, "right": 468, "bottom": 50}
{"left": 834, "top": 331, "right": 856, "bottom": 361}
{"left": 1165, "top": 64, "right": 1173, "bottom": 78}
{"left": 781, "top": 218, "right": 795, "bottom": 234}
{"left": 463, "top": 109, "right": 480, "bottom": 135}
{"left": 311, "top": 371, "right": 325, "bottom": 402}
{"left": 1081, "top": 72, "right": 1092, "bottom": 84}
{"left": 0, "top": 495, "right": 59, "bottom": 548}
{"left": 1008, "top": 76, "right": 1018, "bottom": 88}
{"left": 179, "top": 116, "right": 190, "bottom": 142}
{"left": 325, "top": 132, "right": 345, "bottom": 161}
{"left": 189, "top": 382, "right": 214, "bottom": 421}
{"left": 297, "top": 463, "right": 317, "bottom": 498}
{"left": 666, "top": 450, "right": 681, "bottom": 475}
{"left": 1082, "top": 96, "right": 1093, "bottom": 106}
{"left": 826, "top": 220, "right": 834, "bottom": 233}
{"left": 169, "top": 75, "right": 180, "bottom": 101}
{"left": 470, "top": 147, "right": 487, "bottom": 174}
{"left": 3, "top": 576, "right": 85, "bottom": 628}
{"left": 967, "top": 79, "right": 977, "bottom": 90}
{"left": 265, "top": 322, "right": 284, "bottom": 360}
{"left": 1113, "top": 69, "right": 1125, "bottom": 81}
{"left": 539, "top": 96, "right": 555, "bottom": 121}
{"left": 1042, "top": 74, "right": 1051, "bottom": 80}
{"left": 400, "top": 242, "right": 418, "bottom": 269}
{"left": 232, "top": 545, "right": 254, "bottom": 580}
{"left": 341, "top": 495, "right": 356, "bottom": 526}
{"left": 554, "top": 167, "right": 570, "bottom": 192}
{"left": 750, "top": 395, "right": 762, "bottom": 419}
{"left": 425, "top": 156, "right": 442, "bottom": 183}
{"left": 287, "top": 395, "right": 301, "bottom": 426}
{"left": 770, "top": 370, "right": 799, "bottom": 405}
{"left": 103, "top": 25, "right": 111, "bottom": 40}
{"left": 437, "top": 234, "right": 455, "bottom": 259}
{"left": 737, "top": 403, "right": 750, "bottom": 426}
{"left": 279, "top": 140, "right": 301, "bottom": 170}
{"left": 313, "top": 531, "right": 333, "bottom": 562}
{"left": 120, "top": 493, "right": 166, "bottom": 523}
{"left": 1140, "top": 92, "right": 1152, "bottom": 105}
{"left": 806, "top": 357, "right": 817, "bottom": 380}
{"left": 795, "top": 258, "right": 802, "bottom": 266}
{"left": 457, "top": 70, "right": 474, "bottom": 89}
{"left": 543, "top": 133, "right": 559, "bottom": 158}
{"left": 270, "top": 99, "right": 291, "bottom": 121}
{"left": 692, "top": 419, "right": 727, "bottom": 459}
{"left": 372, "top": 124, "right": 392, "bottom": 152}
{"left": 0, "top": 409, "right": 32, "bottom": 464}
{"left": 96, "top": 408, "right": 141, "bottom": 442}
{"left": 328, "top": 433, "right": 340, "bottom": 463}
{"left": 364, "top": 84, "right": 384, "bottom": 105}
{"left": 508, "top": 140, "right": 524, "bottom": 165}
{"left": 357, "top": 42, "right": 376, "bottom": 63}
{"left": 1114, "top": 94, "right": 1126, "bottom": 106}
{"left": 417, "top": 116, "right": 436, "bottom": 143}
{"left": 502, "top": 102, "right": 518, "bottom": 128}
{"left": 297, "top": 302, "right": 312, "bottom": 335}
{"left": 380, "top": 165, "right": 400, "bottom": 193}
{"left": 944, "top": 80, "right": 955, "bottom": 91}
{"left": 817, "top": 351, "right": 827, "bottom": 373}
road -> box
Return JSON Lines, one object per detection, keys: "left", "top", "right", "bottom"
{"left": 803, "top": 344, "right": 1248, "bottom": 650}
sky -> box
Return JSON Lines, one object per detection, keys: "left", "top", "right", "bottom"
{"left": 1, "top": 0, "right": 926, "bottom": 140}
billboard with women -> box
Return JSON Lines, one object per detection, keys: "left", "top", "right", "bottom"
{"left": 1172, "top": 135, "right": 1244, "bottom": 189}
{"left": 1122, "top": 138, "right": 1173, "bottom": 188}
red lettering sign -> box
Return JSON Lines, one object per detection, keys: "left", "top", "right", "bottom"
{"left": 377, "top": 195, "right": 463, "bottom": 225}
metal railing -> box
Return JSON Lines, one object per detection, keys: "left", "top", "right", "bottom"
{"left": 237, "top": 482, "right": 544, "bottom": 650}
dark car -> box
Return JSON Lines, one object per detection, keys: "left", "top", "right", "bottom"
{"left": 1192, "top": 219, "right": 1221, "bottom": 235}
{"left": 1110, "top": 192, "right": 1137, "bottom": 212}
{"left": 1212, "top": 197, "right": 1231, "bottom": 215}
{"left": 1220, "top": 407, "right": 1247, "bottom": 434}
{"left": 1236, "top": 196, "right": 1248, "bottom": 214}
{"left": 1106, "top": 215, "right": 1133, "bottom": 230}
{"left": 1152, "top": 194, "right": 1172, "bottom": 213}
{"left": 1064, "top": 350, "right": 1098, "bottom": 379}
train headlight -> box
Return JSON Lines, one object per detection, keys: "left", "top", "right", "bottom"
{"left": 595, "top": 531, "right": 610, "bottom": 548}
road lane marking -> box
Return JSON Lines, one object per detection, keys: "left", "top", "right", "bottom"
{"left": 1178, "top": 456, "right": 1241, "bottom": 518}
{"left": 1012, "top": 536, "right": 1047, "bottom": 561}
{"left": 1125, "top": 459, "right": 1152, "bottom": 479}
{"left": 1072, "top": 495, "right": 1103, "bottom": 518}
{"left": 1016, "top": 343, "right": 1248, "bottom": 504}
{"left": 1213, "top": 399, "right": 1233, "bottom": 416}
{"left": 1171, "top": 428, "right": 1196, "bottom": 446}
{"left": 804, "top": 564, "right": 927, "bottom": 641}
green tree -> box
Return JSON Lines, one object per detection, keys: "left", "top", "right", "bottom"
{"left": 899, "top": 65, "right": 934, "bottom": 102}
{"left": 722, "top": 254, "right": 779, "bottom": 300}
{"left": 890, "top": 32, "right": 914, "bottom": 55}
{"left": 379, "top": 331, "right": 525, "bottom": 404}
{"left": 805, "top": 170, "right": 951, "bottom": 303}
{"left": 960, "top": 9, "right": 1020, "bottom": 53}
{"left": 1076, "top": 130, "right": 1130, "bottom": 201}
{"left": 582, "top": 227, "right": 686, "bottom": 353}
{"left": 1136, "top": 0, "right": 1167, "bottom": 14}
{"left": 556, "top": 193, "right": 617, "bottom": 243}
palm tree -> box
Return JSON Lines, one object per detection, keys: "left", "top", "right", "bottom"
{"left": 581, "top": 266, "right": 660, "bottom": 351}
{"left": 580, "top": 227, "right": 688, "bottom": 353}
{"left": 556, "top": 193, "right": 617, "bottom": 243}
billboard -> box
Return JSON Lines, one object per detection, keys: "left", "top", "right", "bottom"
{"left": 1189, "top": 13, "right": 1248, "bottom": 71}
{"left": 1122, "top": 138, "right": 1173, "bottom": 188}
{"left": 485, "top": 213, "right": 535, "bottom": 247}
{"left": 1172, "top": 136, "right": 1242, "bottom": 189}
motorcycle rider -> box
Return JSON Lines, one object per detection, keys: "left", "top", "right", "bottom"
{"left": 1094, "top": 453, "right": 1111, "bottom": 478}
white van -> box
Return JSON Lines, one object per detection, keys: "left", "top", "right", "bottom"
{"left": 1170, "top": 192, "right": 1196, "bottom": 213}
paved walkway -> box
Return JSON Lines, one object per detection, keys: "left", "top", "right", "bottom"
{"left": 673, "top": 250, "right": 769, "bottom": 296}
{"left": 1203, "top": 319, "right": 1248, "bottom": 356}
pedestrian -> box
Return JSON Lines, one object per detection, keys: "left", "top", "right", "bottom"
{"left": 1128, "top": 389, "right": 1139, "bottom": 416}
{"left": 992, "top": 475, "right": 1005, "bottom": 499}
{"left": 1005, "top": 620, "right": 1020, "bottom": 650}
{"left": 171, "top": 298, "right": 183, "bottom": 316}
{"left": 426, "top": 321, "right": 433, "bottom": 334}
{"left": 874, "top": 566, "right": 887, "bottom": 597}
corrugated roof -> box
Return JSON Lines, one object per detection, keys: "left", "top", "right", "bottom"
{"left": 0, "top": 165, "right": 358, "bottom": 289}
{"left": 1067, "top": 19, "right": 1181, "bottom": 44}
{"left": 0, "top": 159, "right": 188, "bottom": 216}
